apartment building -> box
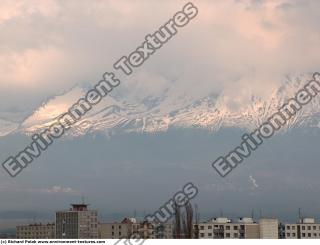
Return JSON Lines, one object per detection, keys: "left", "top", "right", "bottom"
{"left": 195, "top": 217, "right": 259, "bottom": 239}
{"left": 285, "top": 218, "right": 320, "bottom": 239}
{"left": 195, "top": 217, "right": 278, "bottom": 239}
{"left": 99, "top": 218, "right": 174, "bottom": 239}
{"left": 154, "top": 223, "right": 174, "bottom": 238}
{"left": 99, "top": 218, "right": 137, "bottom": 239}
{"left": 259, "top": 218, "right": 279, "bottom": 238}
{"left": 55, "top": 203, "right": 98, "bottom": 239}
{"left": 16, "top": 223, "right": 55, "bottom": 239}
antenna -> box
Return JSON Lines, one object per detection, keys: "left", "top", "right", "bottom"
{"left": 195, "top": 204, "right": 200, "bottom": 224}
{"left": 251, "top": 209, "right": 254, "bottom": 220}
{"left": 299, "top": 208, "right": 302, "bottom": 222}
{"left": 81, "top": 196, "right": 85, "bottom": 204}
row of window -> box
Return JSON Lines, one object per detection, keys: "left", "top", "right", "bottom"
{"left": 287, "top": 232, "right": 320, "bottom": 238}
{"left": 18, "top": 232, "right": 53, "bottom": 234}
{"left": 18, "top": 227, "right": 54, "bottom": 231}
{"left": 199, "top": 225, "right": 243, "bottom": 230}
{"left": 286, "top": 225, "right": 320, "bottom": 231}
{"left": 200, "top": 232, "right": 240, "bottom": 238}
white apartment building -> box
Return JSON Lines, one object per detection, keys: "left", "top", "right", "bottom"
{"left": 195, "top": 217, "right": 278, "bottom": 239}
{"left": 99, "top": 218, "right": 174, "bottom": 239}
{"left": 285, "top": 218, "right": 320, "bottom": 239}
{"left": 259, "top": 218, "right": 279, "bottom": 238}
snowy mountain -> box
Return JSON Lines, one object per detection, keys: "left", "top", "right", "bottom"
{"left": 2, "top": 74, "right": 320, "bottom": 138}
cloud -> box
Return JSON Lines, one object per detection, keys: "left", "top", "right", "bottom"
{"left": 249, "top": 175, "right": 259, "bottom": 189}
{"left": 0, "top": 182, "right": 79, "bottom": 195}
{"left": 41, "top": 186, "right": 78, "bottom": 194}
{"left": 0, "top": 0, "right": 320, "bottom": 118}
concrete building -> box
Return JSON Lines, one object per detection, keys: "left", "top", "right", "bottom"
{"left": 154, "top": 223, "right": 173, "bottom": 239}
{"left": 16, "top": 223, "right": 55, "bottom": 239}
{"left": 285, "top": 218, "right": 320, "bottom": 239}
{"left": 99, "top": 218, "right": 173, "bottom": 239}
{"left": 55, "top": 203, "right": 98, "bottom": 239}
{"left": 99, "top": 218, "right": 137, "bottom": 239}
{"left": 259, "top": 218, "right": 279, "bottom": 239}
{"left": 195, "top": 217, "right": 278, "bottom": 239}
{"left": 195, "top": 217, "right": 260, "bottom": 239}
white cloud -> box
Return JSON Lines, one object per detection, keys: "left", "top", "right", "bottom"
{"left": 0, "top": 0, "right": 320, "bottom": 116}
{"left": 42, "top": 186, "right": 77, "bottom": 194}
{"left": 249, "top": 175, "right": 259, "bottom": 189}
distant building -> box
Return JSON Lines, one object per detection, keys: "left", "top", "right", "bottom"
{"left": 195, "top": 217, "right": 278, "bottom": 239}
{"left": 55, "top": 203, "right": 98, "bottom": 239}
{"left": 259, "top": 218, "right": 279, "bottom": 238}
{"left": 16, "top": 223, "right": 55, "bottom": 239}
{"left": 99, "top": 218, "right": 173, "bottom": 239}
{"left": 195, "top": 217, "right": 259, "bottom": 239}
{"left": 154, "top": 223, "right": 174, "bottom": 239}
{"left": 99, "top": 218, "right": 136, "bottom": 239}
{"left": 285, "top": 218, "right": 320, "bottom": 239}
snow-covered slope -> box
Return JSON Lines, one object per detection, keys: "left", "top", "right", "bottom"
{"left": 2, "top": 74, "right": 320, "bottom": 138}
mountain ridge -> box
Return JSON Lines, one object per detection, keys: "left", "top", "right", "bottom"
{"left": 1, "top": 74, "right": 320, "bottom": 138}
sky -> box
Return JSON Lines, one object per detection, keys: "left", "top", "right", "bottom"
{"left": 1, "top": 0, "right": 320, "bottom": 117}
{"left": 1, "top": 0, "right": 320, "bottom": 228}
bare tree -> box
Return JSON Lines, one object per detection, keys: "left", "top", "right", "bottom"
{"left": 173, "top": 202, "right": 194, "bottom": 239}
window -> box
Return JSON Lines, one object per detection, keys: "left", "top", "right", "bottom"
{"left": 287, "top": 233, "right": 290, "bottom": 237}
{"left": 314, "top": 233, "right": 317, "bottom": 237}
{"left": 302, "top": 233, "right": 306, "bottom": 237}
{"left": 234, "top": 233, "right": 238, "bottom": 238}
{"left": 302, "top": 226, "right": 305, "bottom": 230}
{"left": 208, "top": 233, "right": 212, "bottom": 237}
{"left": 226, "top": 226, "right": 230, "bottom": 230}
{"left": 308, "top": 233, "right": 311, "bottom": 237}
{"left": 200, "top": 233, "right": 204, "bottom": 238}
{"left": 287, "top": 226, "right": 290, "bottom": 230}
{"left": 233, "top": 226, "right": 238, "bottom": 230}
{"left": 292, "top": 233, "right": 296, "bottom": 237}
{"left": 208, "top": 226, "right": 212, "bottom": 229}
{"left": 292, "top": 226, "right": 295, "bottom": 230}
{"left": 313, "top": 226, "right": 317, "bottom": 230}
{"left": 226, "top": 233, "right": 230, "bottom": 238}
{"left": 308, "top": 226, "right": 311, "bottom": 230}
{"left": 200, "top": 226, "right": 204, "bottom": 230}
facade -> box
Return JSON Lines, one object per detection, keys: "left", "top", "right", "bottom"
{"left": 154, "top": 223, "right": 173, "bottom": 238}
{"left": 259, "top": 218, "right": 279, "bottom": 238}
{"left": 16, "top": 223, "right": 55, "bottom": 239}
{"left": 55, "top": 203, "right": 98, "bottom": 239}
{"left": 99, "top": 218, "right": 135, "bottom": 239}
{"left": 195, "top": 217, "right": 278, "bottom": 239}
{"left": 195, "top": 217, "right": 259, "bottom": 239}
{"left": 99, "top": 218, "right": 173, "bottom": 239}
{"left": 285, "top": 218, "right": 320, "bottom": 239}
